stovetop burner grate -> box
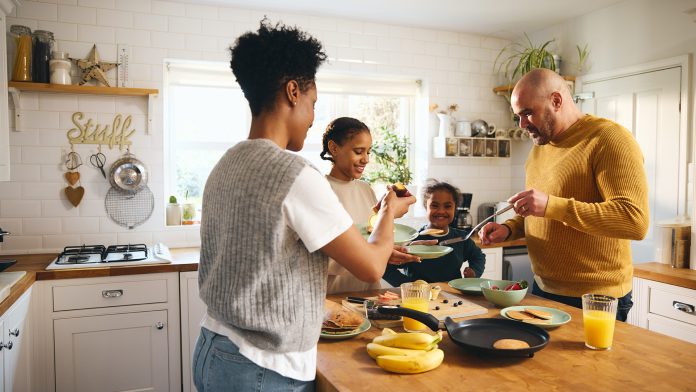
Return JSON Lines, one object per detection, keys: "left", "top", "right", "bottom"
{"left": 56, "top": 244, "right": 149, "bottom": 264}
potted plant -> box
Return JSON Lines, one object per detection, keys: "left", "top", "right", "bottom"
{"left": 494, "top": 33, "right": 557, "bottom": 83}
{"left": 182, "top": 190, "right": 196, "bottom": 225}
{"left": 364, "top": 127, "right": 412, "bottom": 187}
{"left": 165, "top": 195, "right": 182, "bottom": 226}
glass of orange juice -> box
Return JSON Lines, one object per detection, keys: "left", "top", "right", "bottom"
{"left": 582, "top": 294, "right": 618, "bottom": 350}
{"left": 400, "top": 282, "right": 430, "bottom": 332}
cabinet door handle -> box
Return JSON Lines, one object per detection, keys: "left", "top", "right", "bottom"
{"left": 673, "top": 301, "right": 695, "bottom": 314}
{"left": 155, "top": 322, "right": 165, "bottom": 330}
{"left": 0, "top": 341, "right": 13, "bottom": 350}
{"left": 102, "top": 289, "right": 123, "bottom": 298}
{"left": 8, "top": 328, "right": 19, "bottom": 337}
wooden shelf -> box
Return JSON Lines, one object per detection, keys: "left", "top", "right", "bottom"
{"left": 7, "top": 82, "right": 158, "bottom": 132}
{"left": 8, "top": 81, "right": 158, "bottom": 96}
{"left": 493, "top": 75, "right": 576, "bottom": 95}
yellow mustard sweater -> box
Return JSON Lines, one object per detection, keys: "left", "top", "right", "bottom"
{"left": 504, "top": 115, "right": 649, "bottom": 298}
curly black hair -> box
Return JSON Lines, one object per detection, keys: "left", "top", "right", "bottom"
{"left": 422, "top": 179, "right": 461, "bottom": 209}
{"left": 229, "top": 19, "right": 327, "bottom": 116}
{"left": 319, "top": 117, "right": 370, "bottom": 163}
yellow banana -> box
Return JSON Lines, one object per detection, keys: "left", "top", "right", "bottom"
{"left": 381, "top": 328, "right": 397, "bottom": 336}
{"left": 376, "top": 348, "right": 444, "bottom": 374}
{"left": 366, "top": 343, "right": 427, "bottom": 359}
{"left": 372, "top": 330, "right": 442, "bottom": 350}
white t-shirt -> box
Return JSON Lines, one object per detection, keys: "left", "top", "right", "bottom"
{"left": 202, "top": 165, "right": 353, "bottom": 381}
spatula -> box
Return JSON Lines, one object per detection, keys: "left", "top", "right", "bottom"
{"left": 440, "top": 203, "right": 514, "bottom": 245}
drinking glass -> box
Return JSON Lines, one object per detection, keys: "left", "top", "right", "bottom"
{"left": 400, "top": 282, "right": 430, "bottom": 332}
{"left": 582, "top": 294, "right": 618, "bottom": 350}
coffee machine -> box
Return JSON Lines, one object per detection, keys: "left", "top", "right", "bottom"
{"left": 453, "top": 193, "right": 473, "bottom": 231}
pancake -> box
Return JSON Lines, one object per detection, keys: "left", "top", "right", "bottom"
{"left": 493, "top": 339, "right": 530, "bottom": 349}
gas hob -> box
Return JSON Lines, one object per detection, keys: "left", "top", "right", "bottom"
{"left": 46, "top": 243, "right": 172, "bottom": 270}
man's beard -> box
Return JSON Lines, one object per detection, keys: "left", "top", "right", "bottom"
{"left": 528, "top": 110, "right": 556, "bottom": 145}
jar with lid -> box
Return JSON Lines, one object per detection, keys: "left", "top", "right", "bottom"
{"left": 10, "top": 25, "right": 32, "bottom": 82}
{"left": 32, "top": 30, "right": 54, "bottom": 83}
{"left": 49, "top": 52, "right": 72, "bottom": 85}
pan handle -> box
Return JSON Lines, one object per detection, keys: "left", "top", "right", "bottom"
{"left": 376, "top": 306, "right": 440, "bottom": 331}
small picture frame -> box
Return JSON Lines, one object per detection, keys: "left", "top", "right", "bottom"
{"left": 498, "top": 140, "right": 510, "bottom": 157}
{"left": 459, "top": 139, "right": 472, "bottom": 156}
{"left": 472, "top": 139, "right": 485, "bottom": 157}
{"left": 446, "top": 138, "right": 458, "bottom": 156}
{"left": 485, "top": 140, "right": 497, "bottom": 157}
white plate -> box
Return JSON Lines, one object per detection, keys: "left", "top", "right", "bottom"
{"left": 404, "top": 245, "right": 453, "bottom": 259}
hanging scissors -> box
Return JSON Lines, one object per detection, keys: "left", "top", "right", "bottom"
{"left": 89, "top": 148, "right": 107, "bottom": 178}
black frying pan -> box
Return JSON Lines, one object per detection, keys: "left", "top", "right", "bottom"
{"left": 377, "top": 305, "right": 549, "bottom": 358}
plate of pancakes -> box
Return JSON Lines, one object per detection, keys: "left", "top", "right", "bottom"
{"left": 500, "top": 305, "right": 571, "bottom": 329}
{"left": 321, "top": 300, "right": 371, "bottom": 340}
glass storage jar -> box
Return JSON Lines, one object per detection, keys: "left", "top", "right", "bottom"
{"left": 10, "top": 25, "right": 32, "bottom": 82}
{"left": 49, "top": 51, "right": 72, "bottom": 85}
{"left": 32, "top": 30, "right": 54, "bottom": 83}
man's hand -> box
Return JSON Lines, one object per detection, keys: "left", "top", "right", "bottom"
{"left": 478, "top": 222, "right": 510, "bottom": 245}
{"left": 507, "top": 189, "right": 549, "bottom": 217}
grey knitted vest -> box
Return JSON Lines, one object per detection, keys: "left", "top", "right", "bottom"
{"left": 199, "top": 139, "right": 328, "bottom": 353}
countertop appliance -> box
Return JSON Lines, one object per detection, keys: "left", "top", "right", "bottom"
{"left": 46, "top": 243, "right": 172, "bottom": 270}
{"left": 503, "top": 246, "right": 533, "bottom": 285}
{"left": 454, "top": 193, "right": 473, "bottom": 230}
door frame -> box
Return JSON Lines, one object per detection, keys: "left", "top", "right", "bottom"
{"left": 576, "top": 54, "right": 692, "bottom": 215}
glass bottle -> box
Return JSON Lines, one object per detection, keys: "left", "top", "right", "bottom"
{"left": 10, "top": 25, "right": 32, "bottom": 82}
{"left": 32, "top": 30, "right": 54, "bottom": 83}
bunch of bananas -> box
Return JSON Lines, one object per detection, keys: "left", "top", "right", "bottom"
{"left": 366, "top": 328, "right": 444, "bottom": 374}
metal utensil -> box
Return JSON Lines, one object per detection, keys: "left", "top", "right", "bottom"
{"left": 90, "top": 152, "right": 107, "bottom": 178}
{"left": 440, "top": 203, "right": 514, "bottom": 245}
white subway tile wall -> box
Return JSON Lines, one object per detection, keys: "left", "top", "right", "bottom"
{"left": 2, "top": 0, "right": 525, "bottom": 254}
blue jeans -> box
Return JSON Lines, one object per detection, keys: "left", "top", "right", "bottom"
{"left": 531, "top": 282, "right": 633, "bottom": 322}
{"left": 193, "top": 327, "right": 315, "bottom": 392}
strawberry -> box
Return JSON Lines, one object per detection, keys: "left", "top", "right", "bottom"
{"left": 491, "top": 286, "right": 500, "bottom": 290}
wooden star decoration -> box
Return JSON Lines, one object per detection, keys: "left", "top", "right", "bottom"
{"left": 71, "top": 44, "right": 120, "bottom": 87}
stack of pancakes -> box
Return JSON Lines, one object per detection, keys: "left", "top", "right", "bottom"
{"left": 322, "top": 300, "right": 364, "bottom": 334}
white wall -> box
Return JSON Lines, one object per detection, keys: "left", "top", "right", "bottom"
{"left": 0, "top": 0, "right": 520, "bottom": 253}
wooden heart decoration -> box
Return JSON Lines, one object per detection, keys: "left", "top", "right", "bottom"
{"left": 64, "top": 186, "right": 85, "bottom": 207}
{"left": 65, "top": 172, "right": 80, "bottom": 186}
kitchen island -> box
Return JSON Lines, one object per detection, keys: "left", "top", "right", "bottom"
{"left": 318, "top": 285, "right": 696, "bottom": 391}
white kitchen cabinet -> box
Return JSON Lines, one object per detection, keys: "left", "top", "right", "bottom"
{"left": 479, "top": 247, "right": 503, "bottom": 280}
{"left": 32, "top": 273, "right": 181, "bottom": 392}
{"left": 631, "top": 277, "right": 696, "bottom": 343}
{"left": 180, "top": 271, "right": 206, "bottom": 392}
{"left": 0, "top": 287, "right": 32, "bottom": 391}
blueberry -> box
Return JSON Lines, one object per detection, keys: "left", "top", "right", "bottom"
{"left": 458, "top": 301, "right": 463, "bottom": 305}
{"left": 434, "top": 306, "right": 440, "bottom": 310}
{"left": 453, "top": 303, "right": 458, "bottom": 307}
{"left": 443, "top": 299, "right": 449, "bottom": 304}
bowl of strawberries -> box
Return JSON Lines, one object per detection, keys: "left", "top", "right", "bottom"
{"left": 480, "top": 279, "right": 528, "bottom": 308}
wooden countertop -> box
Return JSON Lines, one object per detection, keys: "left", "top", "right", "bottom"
{"left": 633, "top": 262, "right": 696, "bottom": 290}
{"left": 318, "top": 286, "right": 696, "bottom": 391}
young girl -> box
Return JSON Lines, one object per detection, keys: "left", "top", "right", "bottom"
{"left": 383, "top": 180, "right": 485, "bottom": 286}
{"left": 320, "top": 117, "right": 381, "bottom": 293}
{"left": 194, "top": 20, "right": 415, "bottom": 391}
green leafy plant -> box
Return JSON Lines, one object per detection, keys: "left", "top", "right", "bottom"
{"left": 364, "top": 128, "right": 412, "bottom": 185}
{"left": 576, "top": 43, "right": 590, "bottom": 73}
{"left": 494, "top": 33, "right": 556, "bottom": 82}
{"left": 168, "top": 195, "right": 177, "bottom": 204}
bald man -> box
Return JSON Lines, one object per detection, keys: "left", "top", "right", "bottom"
{"left": 479, "top": 69, "right": 649, "bottom": 321}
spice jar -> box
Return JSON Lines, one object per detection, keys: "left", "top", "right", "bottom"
{"left": 32, "top": 30, "right": 54, "bottom": 83}
{"left": 49, "top": 51, "right": 72, "bottom": 85}
{"left": 10, "top": 25, "right": 32, "bottom": 82}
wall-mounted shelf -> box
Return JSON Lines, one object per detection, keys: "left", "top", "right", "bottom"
{"left": 7, "top": 82, "right": 159, "bottom": 133}
{"left": 493, "top": 75, "right": 576, "bottom": 96}
{"left": 432, "top": 136, "right": 511, "bottom": 158}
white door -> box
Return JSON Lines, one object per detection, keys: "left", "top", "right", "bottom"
{"left": 580, "top": 66, "right": 683, "bottom": 262}
{"left": 54, "top": 310, "right": 170, "bottom": 392}
{"left": 3, "top": 289, "right": 32, "bottom": 392}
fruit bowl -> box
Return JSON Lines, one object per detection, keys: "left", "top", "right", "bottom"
{"left": 480, "top": 279, "right": 528, "bottom": 308}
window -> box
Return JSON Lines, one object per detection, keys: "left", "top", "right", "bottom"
{"left": 164, "top": 61, "right": 419, "bottom": 221}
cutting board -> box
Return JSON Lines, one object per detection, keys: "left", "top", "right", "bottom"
{"left": 0, "top": 271, "right": 26, "bottom": 304}
{"left": 342, "top": 291, "right": 487, "bottom": 329}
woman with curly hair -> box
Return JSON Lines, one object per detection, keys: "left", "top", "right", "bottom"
{"left": 194, "top": 20, "right": 415, "bottom": 391}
